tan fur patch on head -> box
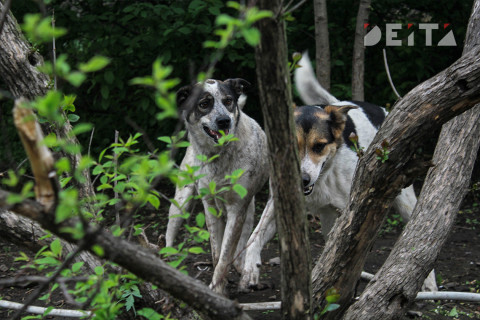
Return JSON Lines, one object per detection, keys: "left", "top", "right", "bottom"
{"left": 206, "top": 79, "right": 216, "bottom": 84}
{"left": 323, "top": 105, "right": 357, "bottom": 140}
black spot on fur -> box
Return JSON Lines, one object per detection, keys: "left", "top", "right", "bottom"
{"left": 350, "top": 101, "right": 386, "bottom": 129}
{"left": 343, "top": 116, "right": 356, "bottom": 148}
{"left": 295, "top": 105, "right": 324, "bottom": 134}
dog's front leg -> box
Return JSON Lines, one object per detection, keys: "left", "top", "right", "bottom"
{"left": 239, "top": 195, "right": 276, "bottom": 292}
{"left": 203, "top": 198, "right": 225, "bottom": 266}
{"left": 165, "top": 184, "right": 195, "bottom": 248}
{"left": 232, "top": 197, "right": 255, "bottom": 273}
{"left": 209, "top": 202, "right": 249, "bottom": 296}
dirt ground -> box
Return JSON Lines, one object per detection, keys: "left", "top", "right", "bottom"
{"left": 0, "top": 184, "right": 479, "bottom": 319}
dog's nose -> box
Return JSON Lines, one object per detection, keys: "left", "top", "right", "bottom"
{"left": 302, "top": 174, "right": 310, "bottom": 187}
{"left": 216, "top": 116, "right": 231, "bottom": 130}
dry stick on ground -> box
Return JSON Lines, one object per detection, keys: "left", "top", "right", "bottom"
{"left": 3, "top": 101, "right": 253, "bottom": 320}
{"left": 311, "top": 40, "right": 480, "bottom": 320}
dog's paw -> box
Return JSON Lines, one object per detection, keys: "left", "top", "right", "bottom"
{"left": 238, "top": 262, "right": 262, "bottom": 292}
{"left": 209, "top": 279, "right": 228, "bottom": 296}
{"left": 422, "top": 270, "right": 438, "bottom": 292}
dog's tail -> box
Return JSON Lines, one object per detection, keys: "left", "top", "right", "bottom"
{"left": 294, "top": 52, "right": 339, "bottom": 105}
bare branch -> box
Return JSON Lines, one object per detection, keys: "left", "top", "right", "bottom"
{"left": 382, "top": 49, "right": 402, "bottom": 99}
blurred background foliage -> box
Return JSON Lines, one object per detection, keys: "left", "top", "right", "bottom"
{"left": 1, "top": 0, "right": 473, "bottom": 169}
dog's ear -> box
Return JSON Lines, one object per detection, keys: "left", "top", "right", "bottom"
{"left": 176, "top": 85, "right": 192, "bottom": 108}
{"left": 325, "top": 105, "right": 358, "bottom": 138}
{"left": 324, "top": 105, "right": 357, "bottom": 123}
{"left": 224, "top": 78, "right": 251, "bottom": 96}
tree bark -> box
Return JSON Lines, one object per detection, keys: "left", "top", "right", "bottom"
{"left": 311, "top": 35, "right": 480, "bottom": 319}
{"left": 253, "top": 1, "right": 312, "bottom": 319}
{"left": 342, "top": 2, "right": 480, "bottom": 318}
{"left": 343, "top": 106, "right": 480, "bottom": 320}
{"left": 351, "top": 0, "right": 371, "bottom": 100}
{"left": 313, "top": 0, "right": 331, "bottom": 91}
{"left": 0, "top": 2, "right": 95, "bottom": 201}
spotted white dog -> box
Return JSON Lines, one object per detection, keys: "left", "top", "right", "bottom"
{"left": 239, "top": 53, "right": 438, "bottom": 293}
{"left": 165, "top": 78, "right": 269, "bottom": 296}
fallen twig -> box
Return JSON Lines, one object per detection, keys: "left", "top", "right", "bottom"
{"left": 0, "top": 300, "right": 91, "bottom": 318}
{"left": 239, "top": 291, "right": 480, "bottom": 311}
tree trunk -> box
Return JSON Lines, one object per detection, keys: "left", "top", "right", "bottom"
{"left": 313, "top": 0, "right": 331, "bottom": 91}
{"left": 342, "top": 2, "right": 480, "bottom": 318}
{"left": 253, "top": 1, "right": 312, "bottom": 319}
{"left": 0, "top": 2, "right": 95, "bottom": 201}
{"left": 351, "top": 0, "right": 371, "bottom": 100}
{"left": 311, "top": 29, "right": 480, "bottom": 319}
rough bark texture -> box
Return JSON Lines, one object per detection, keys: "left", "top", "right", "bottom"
{"left": 0, "top": 2, "right": 95, "bottom": 201}
{"left": 351, "top": 0, "right": 371, "bottom": 100}
{"left": 313, "top": 0, "right": 330, "bottom": 91}
{"left": 311, "top": 34, "right": 480, "bottom": 319}
{"left": 0, "top": 190, "right": 252, "bottom": 320}
{"left": 253, "top": 1, "right": 312, "bottom": 319}
{"left": 342, "top": 2, "right": 480, "bottom": 319}
{"left": 344, "top": 108, "right": 480, "bottom": 320}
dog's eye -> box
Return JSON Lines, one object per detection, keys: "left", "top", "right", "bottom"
{"left": 199, "top": 101, "right": 209, "bottom": 109}
{"left": 224, "top": 97, "right": 233, "bottom": 106}
{"left": 312, "top": 143, "right": 326, "bottom": 154}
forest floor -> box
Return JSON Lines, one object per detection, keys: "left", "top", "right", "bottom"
{"left": 0, "top": 183, "right": 479, "bottom": 319}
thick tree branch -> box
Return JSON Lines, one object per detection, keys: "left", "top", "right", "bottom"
{"left": 343, "top": 106, "right": 480, "bottom": 320}
{"left": 339, "top": 2, "right": 480, "bottom": 318}
{"left": 0, "top": 190, "right": 252, "bottom": 320}
{"left": 312, "top": 40, "right": 480, "bottom": 318}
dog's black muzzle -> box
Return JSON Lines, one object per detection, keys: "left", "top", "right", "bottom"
{"left": 203, "top": 116, "right": 232, "bottom": 143}
{"left": 302, "top": 174, "right": 314, "bottom": 196}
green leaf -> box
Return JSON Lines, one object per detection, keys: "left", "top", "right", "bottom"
{"left": 147, "top": 194, "right": 160, "bottom": 209}
{"left": 92, "top": 245, "right": 104, "bottom": 257}
{"left": 71, "top": 261, "right": 84, "bottom": 273}
{"left": 71, "top": 123, "right": 93, "bottom": 136}
{"left": 159, "top": 247, "right": 179, "bottom": 255}
{"left": 79, "top": 56, "right": 111, "bottom": 73}
{"left": 195, "top": 213, "right": 205, "bottom": 228}
{"left": 188, "top": 247, "right": 205, "bottom": 254}
{"left": 325, "top": 303, "right": 340, "bottom": 312}
{"left": 67, "top": 113, "right": 80, "bottom": 123}
{"left": 448, "top": 307, "right": 459, "bottom": 317}
{"left": 137, "top": 308, "right": 164, "bottom": 320}
{"left": 241, "top": 28, "right": 261, "bottom": 46}
{"left": 50, "top": 238, "right": 62, "bottom": 257}
{"left": 94, "top": 266, "right": 104, "bottom": 276}
{"left": 196, "top": 154, "right": 207, "bottom": 162}
{"left": 207, "top": 207, "right": 218, "bottom": 217}
{"left": 101, "top": 85, "right": 110, "bottom": 99}
{"left": 113, "top": 182, "right": 126, "bottom": 193}
{"left": 233, "top": 184, "right": 247, "bottom": 199}
{"left": 65, "top": 71, "right": 86, "bottom": 87}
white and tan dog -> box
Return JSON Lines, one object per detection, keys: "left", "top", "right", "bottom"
{"left": 165, "top": 78, "right": 269, "bottom": 296}
{"left": 239, "top": 54, "right": 438, "bottom": 293}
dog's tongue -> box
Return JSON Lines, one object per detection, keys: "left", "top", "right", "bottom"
{"left": 210, "top": 128, "right": 228, "bottom": 140}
